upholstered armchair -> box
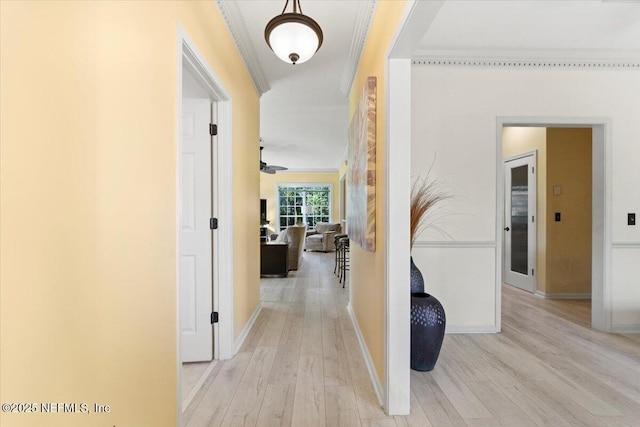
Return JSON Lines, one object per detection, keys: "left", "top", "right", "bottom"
{"left": 273, "top": 225, "right": 307, "bottom": 270}
{"left": 305, "top": 222, "right": 342, "bottom": 252}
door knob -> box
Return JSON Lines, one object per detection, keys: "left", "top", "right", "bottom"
{"left": 504, "top": 227, "right": 510, "bottom": 231}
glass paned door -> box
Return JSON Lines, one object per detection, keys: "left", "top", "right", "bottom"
{"left": 504, "top": 152, "right": 537, "bottom": 293}
{"left": 510, "top": 165, "right": 529, "bottom": 275}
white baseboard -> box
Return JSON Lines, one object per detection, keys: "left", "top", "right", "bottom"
{"left": 612, "top": 324, "right": 640, "bottom": 333}
{"left": 445, "top": 325, "right": 498, "bottom": 334}
{"left": 233, "top": 303, "right": 262, "bottom": 354}
{"left": 346, "top": 303, "right": 384, "bottom": 407}
{"left": 535, "top": 291, "right": 592, "bottom": 300}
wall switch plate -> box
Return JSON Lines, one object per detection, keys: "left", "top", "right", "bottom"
{"left": 629, "top": 213, "right": 636, "bottom": 226}
{"left": 555, "top": 212, "right": 561, "bottom": 222}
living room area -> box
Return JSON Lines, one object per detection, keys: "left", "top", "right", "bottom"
{"left": 259, "top": 164, "right": 348, "bottom": 279}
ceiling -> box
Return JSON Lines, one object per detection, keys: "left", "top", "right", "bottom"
{"left": 217, "top": 0, "right": 640, "bottom": 172}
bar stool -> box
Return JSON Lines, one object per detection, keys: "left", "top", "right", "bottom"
{"left": 337, "top": 236, "right": 350, "bottom": 287}
{"left": 334, "top": 234, "right": 347, "bottom": 275}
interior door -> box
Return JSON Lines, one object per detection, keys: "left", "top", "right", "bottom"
{"left": 180, "top": 98, "right": 213, "bottom": 362}
{"left": 504, "top": 152, "right": 537, "bottom": 293}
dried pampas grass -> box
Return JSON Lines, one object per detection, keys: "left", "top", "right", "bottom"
{"left": 410, "top": 174, "right": 452, "bottom": 249}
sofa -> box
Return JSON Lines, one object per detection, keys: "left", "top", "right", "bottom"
{"left": 305, "top": 222, "right": 342, "bottom": 252}
{"left": 273, "top": 225, "right": 306, "bottom": 270}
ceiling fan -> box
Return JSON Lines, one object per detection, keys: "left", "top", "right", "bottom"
{"left": 260, "top": 146, "right": 288, "bottom": 174}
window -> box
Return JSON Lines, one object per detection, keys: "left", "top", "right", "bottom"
{"left": 278, "top": 184, "right": 331, "bottom": 230}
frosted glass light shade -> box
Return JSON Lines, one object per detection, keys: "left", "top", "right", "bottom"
{"left": 265, "top": 13, "right": 323, "bottom": 65}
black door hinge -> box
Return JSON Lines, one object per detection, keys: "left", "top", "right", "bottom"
{"left": 211, "top": 312, "right": 218, "bottom": 324}
{"left": 210, "top": 218, "right": 218, "bottom": 230}
{"left": 209, "top": 123, "right": 217, "bottom": 136}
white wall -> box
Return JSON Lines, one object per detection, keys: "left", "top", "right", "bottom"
{"left": 411, "top": 64, "right": 640, "bottom": 332}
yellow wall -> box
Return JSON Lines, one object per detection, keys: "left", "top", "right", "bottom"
{"left": 349, "top": 0, "right": 408, "bottom": 386}
{"left": 502, "top": 127, "right": 548, "bottom": 293}
{"left": 0, "top": 1, "right": 259, "bottom": 426}
{"left": 546, "top": 128, "right": 592, "bottom": 294}
{"left": 260, "top": 171, "right": 340, "bottom": 233}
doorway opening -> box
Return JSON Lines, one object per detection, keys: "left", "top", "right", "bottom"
{"left": 503, "top": 150, "right": 538, "bottom": 294}
{"left": 177, "top": 29, "right": 235, "bottom": 425}
{"left": 498, "top": 119, "right": 610, "bottom": 333}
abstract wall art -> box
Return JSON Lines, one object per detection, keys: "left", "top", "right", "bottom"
{"left": 347, "top": 76, "right": 376, "bottom": 252}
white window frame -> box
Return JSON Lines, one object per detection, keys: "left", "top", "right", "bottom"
{"left": 276, "top": 183, "right": 333, "bottom": 230}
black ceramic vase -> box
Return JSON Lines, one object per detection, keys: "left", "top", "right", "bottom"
{"left": 410, "top": 257, "right": 424, "bottom": 294}
{"left": 410, "top": 292, "right": 446, "bottom": 372}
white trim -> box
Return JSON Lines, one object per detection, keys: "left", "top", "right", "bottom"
{"left": 412, "top": 58, "right": 640, "bottom": 69}
{"left": 382, "top": 0, "right": 444, "bottom": 416}
{"left": 214, "top": 98, "right": 235, "bottom": 360}
{"left": 413, "top": 241, "right": 496, "bottom": 249}
{"left": 347, "top": 303, "right": 384, "bottom": 407}
{"left": 388, "top": 1, "right": 445, "bottom": 60}
{"left": 384, "top": 58, "right": 411, "bottom": 416}
{"left": 535, "top": 291, "right": 592, "bottom": 300}
{"left": 215, "top": 1, "right": 270, "bottom": 95}
{"left": 445, "top": 325, "right": 498, "bottom": 334}
{"left": 340, "top": 0, "right": 378, "bottom": 95}
{"left": 497, "top": 117, "right": 612, "bottom": 333}
{"left": 504, "top": 150, "right": 538, "bottom": 163}
{"left": 612, "top": 324, "right": 640, "bottom": 333}
{"left": 612, "top": 242, "right": 640, "bottom": 249}
{"left": 233, "top": 304, "right": 263, "bottom": 354}
{"left": 177, "top": 26, "right": 235, "bottom": 426}
{"left": 180, "top": 28, "right": 235, "bottom": 361}
{"left": 495, "top": 120, "right": 504, "bottom": 333}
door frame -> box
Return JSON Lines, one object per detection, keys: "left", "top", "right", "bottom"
{"left": 503, "top": 151, "right": 537, "bottom": 293}
{"left": 176, "top": 27, "right": 235, "bottom": 424}
{"left": 496, "top": 117, "right": 611, "bottom": 334}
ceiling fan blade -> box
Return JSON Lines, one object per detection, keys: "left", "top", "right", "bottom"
{"left": 259, "top": 146, "right": 287, "bottom": 173}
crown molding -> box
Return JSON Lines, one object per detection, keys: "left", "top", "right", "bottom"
{"left": 413, "top": 48, "right": 640, "bottom": 69}
{"left": 413, "top": 58, "right": 640, "bottom": 69}
{"left": 216, "top": 1, "right": 271, "bottom": 95}
{"left": 340, "top": 0, "right": 377, "bottom": 95}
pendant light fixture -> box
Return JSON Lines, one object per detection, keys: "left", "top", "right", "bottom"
{"left": 264, "top": 0, "right": 323, "bottom": 65}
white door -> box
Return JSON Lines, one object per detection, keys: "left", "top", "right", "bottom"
{"left": 504, "top": 152, "right": 537, "bottom": 293}
{"left": 180, "top": 98, "right": 213, "bottom": 362}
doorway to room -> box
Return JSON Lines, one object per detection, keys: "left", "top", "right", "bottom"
{"left": 179, "top": 94, "right": 216, "bottom": 410}
{"left": 499, "top": 121, "right": 607, "bottom": 332}
{"left": 503, "top": 150, "right": 537, "bottom": 294}
{"left": 177, "top": 30, "right": 235, "bottom": 423}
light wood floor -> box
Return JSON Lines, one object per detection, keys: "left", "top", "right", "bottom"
{"left": 183, "top": 361, "right": 217, "bottom": 413}
{"left": 183, "top": 251, "right": 640, "bottom": 426}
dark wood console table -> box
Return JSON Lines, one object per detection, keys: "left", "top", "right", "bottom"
{"left": 260, "top": 242, "right": 289, "bottom": 277}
